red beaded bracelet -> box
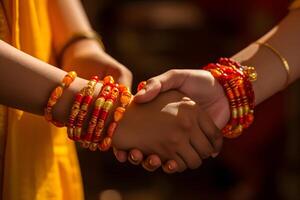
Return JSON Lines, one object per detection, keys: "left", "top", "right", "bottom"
{"left": 74, "top": 76, "right": 99, "bottom": 141}
{"left": 67, "top": 76, "right": 98, "bottom": 140}
{"left": 203, "top": 58, "right": 257, "bottom": 138}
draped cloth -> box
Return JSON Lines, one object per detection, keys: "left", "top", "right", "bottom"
{"left": 0, "top": 0, "right": 84, "bottom": 199}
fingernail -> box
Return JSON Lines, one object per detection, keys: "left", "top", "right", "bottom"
{"left": 136, "top": 89, "right": 146, "bottom": 96}
{"left": 130, "top": 154, "right": 137, "bottom": 162}
{"left": 167, "top": 163, "right": 174, "bottom": 171}
{"left": 148, "top": 159, "right": 154, "bottom": 166}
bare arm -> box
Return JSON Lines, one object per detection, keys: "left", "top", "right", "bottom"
{"left": 0, "top": 40, "right": 87, "bottom": 122}
{"left": 48, "top": 0, "right": 95, "bottom": 53}
{"left": 232, "top": 9, "right": 300, "bottom": 105}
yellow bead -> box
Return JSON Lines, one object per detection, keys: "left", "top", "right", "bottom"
{"left": 68, "top": 71, "right": 77, "bottom": 80}
{"left": 232, "top": 108, "right": 238, "bottom": 118}
{"left": 89, "top": 143, "right": 98, "bottom": 151}
{"left": 238, "top": 107, "right": 244, "bottom": 117}
{"left": 103, "top": 100, "right": 113, "bottom": 110}
{"left": 95, "top": 97, "right": 105, "bottom": 107}
{"left": 75, "top": 127, "right": 82, "bottom": 138}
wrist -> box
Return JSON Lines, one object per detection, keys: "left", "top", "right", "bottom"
{"left": 52, "top": 77, "right": 102, "bottom": 125}
{"left": 58, "top": 32, "right": 105, "bottom": 67}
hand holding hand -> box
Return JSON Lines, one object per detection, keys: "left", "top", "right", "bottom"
{"left": 112, "top": 90, "right": 222, "bottom": 173}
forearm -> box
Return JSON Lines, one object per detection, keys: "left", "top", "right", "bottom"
{"left": 0, "top": 40, "right": 87, "bottom": 123}
{"left": 48, "top": 0, "right": 94, "bottom": 53}
{"left": 232, "top": 9, "right": 300, "bottom": 105}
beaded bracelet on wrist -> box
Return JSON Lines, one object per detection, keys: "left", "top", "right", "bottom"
{"left": 44, "top": 71, "right": 77, "bottom": 127}
{"left": 203, "top": 58, "right": 257, "bottom": 138}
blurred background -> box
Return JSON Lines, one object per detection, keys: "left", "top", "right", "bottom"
{"left": 78, "top": 0, "right": 300, "bottom": 199}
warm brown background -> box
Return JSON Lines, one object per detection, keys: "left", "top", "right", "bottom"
{"left": 78, "top": 1, "right": 300, "bottom": 199}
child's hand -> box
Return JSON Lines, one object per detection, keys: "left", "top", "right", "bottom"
{"left": 61, "top": 39, "right": 133, "bottom": 88}
{"left": 112, "top": 90, "right": 222, "bottom": 173}
{"left": 120, "top": 69, "right": 229, "bottom": 172}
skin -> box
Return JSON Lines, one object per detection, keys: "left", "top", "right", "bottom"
{"left": 48, "top": 0, "right": 133, "bottom": 87}
{"left": 0, "top": 40, "right": 219, "bottom": 174}
{"left": 122, "top": 8, "right": 300, "bottom": 172}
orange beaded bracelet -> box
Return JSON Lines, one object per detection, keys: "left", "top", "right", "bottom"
{"left": 44, "top": 71, "right": 77, "bottom": 127}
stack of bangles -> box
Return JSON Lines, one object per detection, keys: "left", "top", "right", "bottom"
{"left": 45, "top": 73, "right": 135, "bottom": 152}
{"left": 203, "top": 58, "right": 257, "bottom": 138}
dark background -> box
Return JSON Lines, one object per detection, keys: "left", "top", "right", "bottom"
{"left": 78, "top": 1, "right": 300, "bottom": 199}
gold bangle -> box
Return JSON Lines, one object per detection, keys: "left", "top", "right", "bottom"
{"left": 57, "top": 31, "right": 105, "bottom": 66}
{"left": 255, "top": 42, "right": 290, "bottom": 89}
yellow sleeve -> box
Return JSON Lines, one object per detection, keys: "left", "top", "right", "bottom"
{"left": 290, "top": 0, "right": 300, "bottom": 10}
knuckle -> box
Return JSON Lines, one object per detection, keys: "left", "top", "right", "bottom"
{"left": 178, "top": 118, "right": 193, "bottom": 131}
{"left": 168, "top": 134, "right": 183, "bottom": 145}
{"left": 166, "top": 69, "right": 179, "bottom": 77}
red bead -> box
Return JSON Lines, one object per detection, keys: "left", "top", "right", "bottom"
{"left": 137, "top": 81, "right": 147, "bottom": 92}
{"left": 91, "top": 75, "right": 99, "bottom": 82}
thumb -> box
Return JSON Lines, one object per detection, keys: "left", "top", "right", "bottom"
{"left": 134, "top": 78, "right": 162, "bottom": 103}
{"left": 134, "top": 69, "right": 187, "bottom": 103}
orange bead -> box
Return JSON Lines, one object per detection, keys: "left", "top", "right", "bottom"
{"left": 120, "top": 91, "right": 132, "bottom": 106}
{"left": 114, "top": 107, "right": 125, "bottom": 122}
{"left": 103, "top": 75, "right": 114, "bottom": 85}
{"left": 107, "top": 122, "right": 118, "bottom": 137}
{"left": 118, "top": 84, "right": 128, "bottom": 93}
{"left": 52, "top": 86, "right": 63, "bottom": 99}
{"left": 63, "top": 76, "right": 74, "bottom": 86}
{"left": 98, "top": 137, "right": 112, "bottom": 151}
{"left": 137, "top": 81, "right": 147, "bottom": 92}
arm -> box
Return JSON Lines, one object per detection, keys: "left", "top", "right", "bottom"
{"left": 0, "top": 41, "right": 215, "bottom": 173}
{"left": 233, "top": 9, "right": 300, "bottom": 104}
{"left": 0, "top": 40, "right": 87, "bottom": 123}
{"left": 129, "top": 9, "right": 300, "bottom": 172}
{"left": 48, "top": 0, "right": 133, "bottom": 86}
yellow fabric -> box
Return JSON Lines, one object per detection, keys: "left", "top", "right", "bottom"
{"left": 290, "top": 0, "right": 300, "bottom": 9}
{"left": 0, "top": 0, "right": 84, "bottom": 199}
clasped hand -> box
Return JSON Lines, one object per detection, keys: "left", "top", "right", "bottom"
{"left": 61, "top": 39, "right": 229, "bottom": 173}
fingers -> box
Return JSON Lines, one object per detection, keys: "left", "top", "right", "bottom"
{"left": 134, "top": 78, "right": 162, "bottom": 103}
{"left": 141, "top": 154, "right": 162, "bottom": 172}
{"left": 172, "top": 153, "right": 188, "bottom": 172}
{"left": 162, "top": 160, "right": 178, "bottom": 174}
{"left": 196, "top": 107, "right": 223, "bottom": 156}
{"left": 113, "top": 147, "right": 128, "bottom": 163}
{"left": 177, "top": 144, "right": 203, "bottom": 170}
{"left": 134, "top": 69, "right": 188, "bottom": 103}
{"left": 128, "top": 148, "right": 144, "bottom": 165}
